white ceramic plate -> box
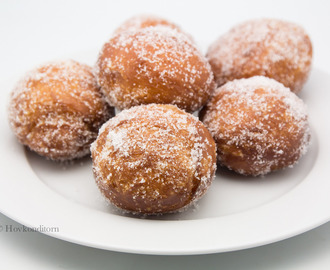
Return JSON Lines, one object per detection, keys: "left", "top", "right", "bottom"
{"left": 0, "top": 63, "right": 329, "bottom": 255}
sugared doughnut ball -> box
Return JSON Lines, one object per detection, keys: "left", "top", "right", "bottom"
{"left": 96, "top": 26, "right": 215, "bottom": 113}
{"left": 91, "top": 104, "right": 217, "bottom": 214}
{"left": 207, "top": 18, "right": 313, "bottom": 93}
{"left": 8, "top": 60, "right": 114, "bottom": 161}
{"left": 200, "top": 76, "right": 310, "bottom": 176}
{"left": 114, "top": 14, "right": 182, "bottom": 34}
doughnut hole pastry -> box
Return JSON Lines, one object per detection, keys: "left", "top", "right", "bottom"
{"left": 207, "top": 18, "right": 313, "bottom": 93}
{"left": 8, "top": 60, "right": 114, "bottom": 161}
{"left": 200, "top": 76, "right": 311, "bottom": 176}
{"left": 114, "top": 14, "right": 182, "bottom": 34}
{"left": 91, "top": 104, "right": 217, "bottom": 214}
{"left": 96, "top": 26, "right": 215, "bottom": 113}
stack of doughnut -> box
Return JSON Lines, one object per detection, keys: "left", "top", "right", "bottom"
{"left": 202, "top": 18, "right": 312, "bottom": 176}
{"left": 92, "top": 15, "right": 217, "bottom": 214}
{"left": 8, "top": 15, "right": 312, "bottom": 215}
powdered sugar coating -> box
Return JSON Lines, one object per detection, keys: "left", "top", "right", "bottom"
{"left": 201, "top": 76, "right": 311, "bottom": 176}
{"left": 8, "top": 60, "right": 114, "bottom": 160}
{"left": 114, "top": 14, "right": 181, "bottom": 34}
{"left": 96, "top": 26, "right": 215, "bottom": 112}
{"left": 207, "top": 18, "right": 313, "bottom": 93}
{"left": 91, "top": 104, "right": 217, "bottom": 214}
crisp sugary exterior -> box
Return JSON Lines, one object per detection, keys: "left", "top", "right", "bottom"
{"left": 8, "top": 60, "right": 114, "bottom": 160}
{"left": 200, "top": 76, "right": 311, "bottom": 176}
{"left": 91, "top": 104, "right": 217, "bottom": 214}
{"left": 96, "top": 26, "right": 215, "bottom": 112}
{"left": 207, "top": 18, "right": 313, "bottom": 93}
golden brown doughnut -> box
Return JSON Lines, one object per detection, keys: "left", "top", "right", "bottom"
{"left": 114, "top": 14, "right": 182, "bottom": 34}
{"left": 91, "top": 104, "right": 217, "bottom": 214}
{"left": 96, "top": 26, "right": 215, "bottom": 113}
{"left": 200, "top": 76, "right": 310, "bottom": 176}
{"left": 207, "top": 18, "right": 313, "bottom": 93}
{"left": 8, "top": 60, "right": 114, "bottom": 160}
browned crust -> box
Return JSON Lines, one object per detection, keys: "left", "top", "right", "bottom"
{"left": 8, "top": 60, "right": 114, "bottom": 160}
{"left": 207, "top": 19, "right": 313, "bottom": 93}
{"left": 91, "top": 104, "right": 216, "bottom": 214}
{"left": 96, "top": 27, "right": 215, "bottom": 112}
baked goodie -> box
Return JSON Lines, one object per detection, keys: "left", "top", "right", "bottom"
{"left": 8, "top": 60, "right": 114, "bottom": 161}
{"left": 207, "top": 18, "right": 313, "bottom": 93}
{"left": 200, "top": 76, "right": 310, "bottom": 176}
{"left": 96, "top": 26, "right": 215, "bottom": 113}
{"left": 91, "top": 104, "right": 217, "bottom": 214}
{"left": 114, "top": 14, "right": 182, "bottom": 34}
